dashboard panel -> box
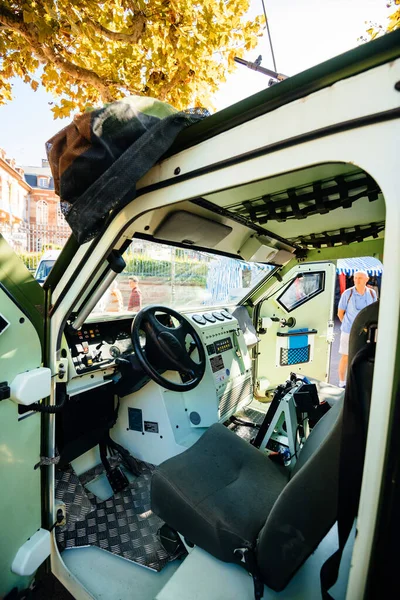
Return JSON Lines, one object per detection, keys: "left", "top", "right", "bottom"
{"left": 185, "top": 309, "right": 253, "bottom": 422}
{"left": 65, "top": 318, "right": 133, "bottom": 373}
{"left": 64, "top": 308, "right": 254, "bottom": 424}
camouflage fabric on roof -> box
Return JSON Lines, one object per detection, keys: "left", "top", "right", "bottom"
{"left": 47, "top": 96, "right": 208, "bottom": 244}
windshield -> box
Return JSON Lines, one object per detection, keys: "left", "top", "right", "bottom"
{"left": 91, "top": 239, "right": 274, "bottom": 315}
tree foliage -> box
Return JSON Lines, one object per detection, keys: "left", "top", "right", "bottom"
{"left": 0, "top": 0, "right": 264, "bottom": 117}
{"left": 361, "top": 0, "right": 400, "bottom": 42}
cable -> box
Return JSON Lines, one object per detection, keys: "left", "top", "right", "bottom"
{"left": 261, "top": 0, "right": 277, "bottom": 73}
{"left": 29, "top": 382, "right": 68, "bottom": 413}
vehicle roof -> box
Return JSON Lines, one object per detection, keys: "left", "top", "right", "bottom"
{"left": 47, "top": 32, "right": 399, "bottom": 291}
{"left": 166, "top": 29, "right": 400, "bottom": 158}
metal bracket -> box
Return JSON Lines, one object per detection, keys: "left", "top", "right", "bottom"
{"left": 258, "top": 385, "right": 301, "bottom": 464}
{"left": 326, "top": 320, "right": 335, "bottom": 343}
{"left": 55, "top": 359, "right": 68, "bottom": 382}
{"left": 54, "top": 501, "right": 67, "bottom": 527}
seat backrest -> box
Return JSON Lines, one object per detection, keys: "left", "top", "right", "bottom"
{"left": 256, "top": 398, "right": 343, "bottom": 591}
{"left": 256, "top": 300, "right": 379, "bottom": 592}
{"left": 347, "top": 300, "right": 379, "bottom": 429}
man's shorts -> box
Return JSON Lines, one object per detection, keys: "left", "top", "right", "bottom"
{"left": 339, "top": 332, "right": 350, "bottom": 355}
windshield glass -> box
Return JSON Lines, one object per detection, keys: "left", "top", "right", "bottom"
{"left": 91, "top": 239, "right": 274, "bottom": 315}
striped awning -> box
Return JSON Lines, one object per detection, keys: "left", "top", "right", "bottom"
{"left": 336, "top": 257, "right": 383, "bottom": 276}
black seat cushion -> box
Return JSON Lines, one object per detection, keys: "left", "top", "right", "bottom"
{"left": 151, "top": 422, "right": 289, "bottom": 563}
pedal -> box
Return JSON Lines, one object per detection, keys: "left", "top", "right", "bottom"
{"left": 106, "top": 466, "right": 129, "bottom": 493}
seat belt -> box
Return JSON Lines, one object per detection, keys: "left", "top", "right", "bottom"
{"left": 320, "top": 343, "right": 375, "bottom": 598}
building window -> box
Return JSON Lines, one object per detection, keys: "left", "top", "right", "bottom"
{"left": 57, "top": 203, "right": 66, "bottom": 227}
{"left": 36, "top": 200, "right": 48, "bottom": 225}
{"left": 38, "top": 177, "right": 49, "bottom": 188}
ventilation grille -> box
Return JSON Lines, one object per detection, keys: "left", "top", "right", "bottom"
{"left": 218, "top": 376, "right": 252, "bottom": 421}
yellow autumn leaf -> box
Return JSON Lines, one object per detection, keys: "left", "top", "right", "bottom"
{"left": 363, "top": 1, "right": 400, "bottom": 41}
{"left": 0, "top": 0, "right": 264, "bottom": 116}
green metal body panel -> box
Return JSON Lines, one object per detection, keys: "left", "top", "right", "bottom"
{"left": 0, "top": 235, "right": 44, "bottom": 596}
{"left": 302, "top": 239, "right": 384, "bottom": 263}
{"left": 44, "top": 234, "right": 79, "bottom": 292}
{"left": 0, "top": 235, "right": 45, "bottom": 347}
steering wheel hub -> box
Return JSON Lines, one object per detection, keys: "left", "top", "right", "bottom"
{"left": 131, "top": 305, "right": 206, "bottom": 392}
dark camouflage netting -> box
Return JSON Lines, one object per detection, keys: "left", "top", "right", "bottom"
{"left": 46, "top": 97, "right": 208, "bottom": 244}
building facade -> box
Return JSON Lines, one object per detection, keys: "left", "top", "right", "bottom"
{"left": 22, "top": 159, "right": 62, "bottom": 228}
{"left": 21, "top": 160, "right": 70, "bottom": 253}
{"left": 0, "top": 148, "right": 31, "bottom": 251}
{"left": 0, "top": 149, "right": 70, "bottom": 257}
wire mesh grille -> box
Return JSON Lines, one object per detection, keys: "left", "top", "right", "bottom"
{"left": 280, "top": 345, "right": 310, "bottom": 366}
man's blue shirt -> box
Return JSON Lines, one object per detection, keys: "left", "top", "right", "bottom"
{"left": 338, "top": 287, "right": 377, "bottom": 333}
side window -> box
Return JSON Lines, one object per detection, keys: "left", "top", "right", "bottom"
{"left": 277, "top": 271, "right": 325, "bottom": 312}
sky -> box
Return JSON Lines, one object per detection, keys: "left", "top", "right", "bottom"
{"left": 0, "top": 0, "right": 391, "bottom": 166}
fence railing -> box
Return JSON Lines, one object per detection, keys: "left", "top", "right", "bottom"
{"left": 2, "top": 222, "right": 71, "bottom": 270}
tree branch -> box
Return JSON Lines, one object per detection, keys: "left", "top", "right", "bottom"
{"left": 86, "top": 14, "right": 146, "bottom": 43}
{"left": 0, "top": 5, "right": 122, "bottom": 102}
{"left": 40, "top": 45, "right": 116, "bottom": 102}
{"left": 157, "top": 65, "right": 190, "bottom": 100}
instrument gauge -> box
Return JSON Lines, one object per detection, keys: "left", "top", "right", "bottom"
{"left": 192, "top": 314, "right": 207, "bottom": 325}
{"left": 204, "top": 313, "right": 216, "bottom": 323}
{"left": 212, "top": 312, "right": 224, "bottom": 321}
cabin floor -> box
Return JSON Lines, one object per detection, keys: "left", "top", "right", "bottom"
{"left": 40, "top": 378, "right": 347, "bottom": 599}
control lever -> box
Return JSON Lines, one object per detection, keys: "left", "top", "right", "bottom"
{"left": 279, "top": 317, "right": 296, "bottom": 328}
{"left": 92, "top": 350, "right": 103, "bottom": 362}
{"left": 115, "top": 357, "right": 130, "bottom": 366}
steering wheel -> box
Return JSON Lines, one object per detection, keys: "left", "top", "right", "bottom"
{"left": 131, "top": 305, "right": 206, "bottom": 392}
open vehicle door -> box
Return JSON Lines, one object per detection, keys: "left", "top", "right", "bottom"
{"left": 0, "top": 235, "right": 51, "bottom": 597}
{"left": 256, "top": 262, "right": 336, "bottom": 392}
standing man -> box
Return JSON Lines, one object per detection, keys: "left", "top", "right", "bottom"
{"left": 128, "top": 276, "right": 142, "bottom": 312}
{"left": 337, "top": 270, "right": 377, "bottom": 387}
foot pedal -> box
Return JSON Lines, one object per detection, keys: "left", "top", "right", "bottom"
{"left": 106, "top": 466, "right": 129, "bottom": 493}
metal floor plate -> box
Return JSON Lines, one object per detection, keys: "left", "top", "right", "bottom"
{"left": 228, "top": 406, "right": 267, "bottom": 442}
{"left": 55, "top": 462, "right": 179, "bottom": 572}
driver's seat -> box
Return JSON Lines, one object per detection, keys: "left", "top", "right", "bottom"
{"left": 151, "top": 396, "right": 343, "bottom": 592}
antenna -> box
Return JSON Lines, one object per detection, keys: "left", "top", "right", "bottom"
{"left": 261, "top": 0, "right": 277, "bottom": 73}
{"left": 234, "top": 1, "right": 288, "bottom": 85}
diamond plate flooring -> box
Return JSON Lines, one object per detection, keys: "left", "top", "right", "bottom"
{"left": 55, "top": 461, "right": 181, "bottom": 572}
{"left": 228, "top": 405, "right": 267, "bottom": 442}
